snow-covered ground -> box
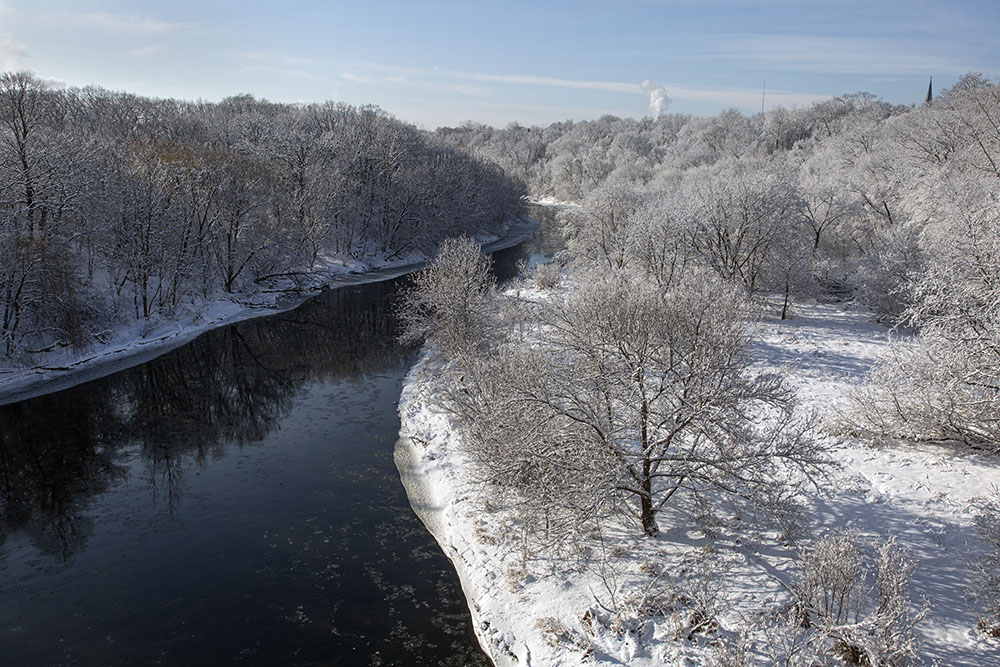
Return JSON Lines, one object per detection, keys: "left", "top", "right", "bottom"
{"left": 395, "top": 299, "right": 1000, "bottom": 665}
{"left": 0, "top": 221, "right": 536, "bottom": 406}
{"left": 528, "top": 196, "right": 581, "bottom": 209}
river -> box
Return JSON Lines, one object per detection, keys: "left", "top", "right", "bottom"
{"left": 0, "top": 206, "right": 564, "bottom": 666}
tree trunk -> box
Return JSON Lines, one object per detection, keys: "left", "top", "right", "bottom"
{"left": 639, "top": 383, "right": 658, "bottom": 536}
{"left": 781, "top": 276, "right": 791, "bottom": 320}
{"left": 640, "top": 468, "right": 658, "bottom": 536}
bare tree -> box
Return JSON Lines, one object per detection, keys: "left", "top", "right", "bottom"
{"left": 443, "top": 269, "right": 825, "bottom": 539}
{"left": 397, "top": 236, "right": 496, "bottom": 357}
{"left": 0, "top": 78, "right": 525, "bottom": 362}
{"left": 848, "top": 172, "right": 1000, "bottom": 447}
{"left": 797, "top": 161, "right": 861, "bottom": 252}
{"left": 685, "top": 159, "right": 806, "bottom": 294}
{"left": 563, "top": 181, "right": 643, "bottom": 272}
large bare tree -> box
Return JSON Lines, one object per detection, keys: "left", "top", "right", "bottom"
{"left": 440, "top": 269, "right": 825, "bottom": 539}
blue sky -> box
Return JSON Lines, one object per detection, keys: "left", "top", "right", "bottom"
{"left": 1, "top": 0, "right": 996, "bottom": 128}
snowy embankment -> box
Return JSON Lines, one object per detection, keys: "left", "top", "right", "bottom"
{"left": 0, "top": 220, "right": 537, "bottom": 407}
{"left": 395, "top": 300, "right": 1000, "bottom": 666}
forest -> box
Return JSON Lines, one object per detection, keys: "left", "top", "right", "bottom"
{"left": 434, "top": 72, "right": 1000, "bottom": 448}
{"left": 0, "top": 71, "right": 525, "bottom": 364}
{"left": 400, "top": 73, "right": 1000, "bottom": 665}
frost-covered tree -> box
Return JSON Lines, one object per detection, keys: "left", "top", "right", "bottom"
{"left": 685, "top": 159, "right": 806, "bottom": 294}
{"left": 397, "top": 236, "right": 496, "bottom": 357}
{"left": 0, "top": 72, "right": 93, "bottom": 355}
{"left": 0, "top": 74, "right": 526, "bottom": 362}
{"left": 796, "top": 155, "right": 861, "bottom": 252}
{"left": 563, "top": 182, "right": 644, "bottom": 271}
{"left": 444, "top": 269, "right": 823, "bottom": 539}
{"left": 622, "top": 188, "right": 694, "bottom": 290}
{"left": 848, "top": 172, "right": 1000, "bottom": 447}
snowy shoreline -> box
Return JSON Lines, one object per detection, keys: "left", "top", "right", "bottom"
{"left": 395, "top": 358, "right": 525, "bottom": 666}
{"left": 395, "top": 300, "right": 1000, "bottom": 666}
{"left": 0, "top": 219, "right": 538, "bottom": 407}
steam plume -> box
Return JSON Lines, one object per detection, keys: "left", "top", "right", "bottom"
{"left": 641, "top": 80, "right": 670, "bottom": 116}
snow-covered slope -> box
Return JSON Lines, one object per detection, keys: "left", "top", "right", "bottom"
{"left": 396, "top": 300, "right": 1000, "bottom": 665}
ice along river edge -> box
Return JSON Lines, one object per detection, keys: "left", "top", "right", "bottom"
{"left": 0, "top": 218, "right": 539, "bottom": 407}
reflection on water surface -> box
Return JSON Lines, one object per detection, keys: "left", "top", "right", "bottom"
{"left": 0, "top": 206, "right": 562, "bottom": 665}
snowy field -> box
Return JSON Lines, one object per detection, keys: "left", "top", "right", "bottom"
{"left": 396, "top": 299, "right": 1000, "bottom": 666}
{"left": 0, "top": 222, "right": 536, "bottom": 407}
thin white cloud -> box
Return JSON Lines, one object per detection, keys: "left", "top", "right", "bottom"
{"left": 383, "top": 75, "right": 490, "bottom": 98}
{"left": 236, "top": 64, "right": 329, "bottom": 83}
{"left": 128, "top": 45, "right": 164, "bottom": 58}
{"left": 456, "top": 71, "right": 640, "bottom": 94}
{"left": 463, "top": 98, "right": 640, "bottom": 119}
{"left": 341, "top": 72, "right": 383, "bottom": 86}
{"left": 230, "top": 51, "right": 333, "bottom": 86}
{"left": 243, "top": 50, "right": 319, "bottom": 67}
{"left": 344, "top": 62, "right": 643, "bottom": 95}
{"left": 716, "top": 35, "right": 977, "bottom": 76}
{"left": 342, "top": 68, "right": 491, "bottom": 97}
{"left": 77, "top": 11, "right": 185, "bottom": 34}
{"left": 2, "top": 5, "right": 187, "bottom": 37}
{"left": 342, "top": 61, "right": 827, "bottom": 114}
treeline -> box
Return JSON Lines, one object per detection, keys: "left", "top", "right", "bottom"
{"left": 0, "top": 72, "right": 525, "bottom": 362}
{"left": 436, "top": 93, "right": 901, "bottom": 202}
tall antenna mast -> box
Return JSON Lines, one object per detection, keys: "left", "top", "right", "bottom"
{"left": 761, "top": 80, "right": 766, "bottom": 115}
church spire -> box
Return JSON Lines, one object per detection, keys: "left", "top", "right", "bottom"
{"left": 925, "top": 77, "right": 933, "bottom": 104}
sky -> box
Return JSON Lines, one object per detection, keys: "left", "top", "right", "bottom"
{"left": 1, "top": 0, "right": 997, "bottom": 129}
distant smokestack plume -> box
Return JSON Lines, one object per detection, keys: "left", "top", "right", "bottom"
{"left": 641, "top": 80, "right": 671, "bottom": 116}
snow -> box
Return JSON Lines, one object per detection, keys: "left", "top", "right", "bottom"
{"left": 528, "top": 196, "right": 581, "bottom": 209}
{"left": 395, "top": 299, "right": 1000, "bottom": 665}
{"left": 0, "top": 219, "right": 538, "bottom": 407}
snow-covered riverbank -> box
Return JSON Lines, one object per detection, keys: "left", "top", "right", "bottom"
{"left": 0, "top": 219, "right": 537, "bottom": 407}
{"left": 396, "top": 300, "right": 1000, "bottom": 666}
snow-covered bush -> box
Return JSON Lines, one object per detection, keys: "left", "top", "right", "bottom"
{"left": 792, "top": 529, "right": 924, "bottom": 665}
{"left": 535, "top": 616, "right": 593, "bottom": 656}
{"left": 972, "top": 491, "right": 1000, "bottom": 637}
{"left": 531, "top": 260, "right": 562, "bottom": 289}
{"left": 847, "top": 337, "right": 1000, "bottom": 449}
{"left": 705, "top": 628, "right": 756, "bottom": 667}
{"left": 709, "top": 530, "right": 924, "bottom": 665}
{"left": 581, "top": 547, "right": 725, "bottom": 661}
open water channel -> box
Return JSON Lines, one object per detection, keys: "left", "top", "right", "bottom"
{"left": 0, "top": 207, "right": 564, "bottom": 666}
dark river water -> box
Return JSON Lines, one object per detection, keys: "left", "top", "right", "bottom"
{"left": 0, "top": 207, "right": 563, "bottom": 666}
